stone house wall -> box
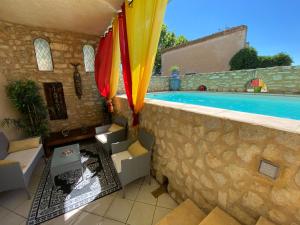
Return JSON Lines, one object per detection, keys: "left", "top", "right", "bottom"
{"left": 0, "top": 20, "right": 102, "bottom": 134}
{"left": 117, "top": 66, "right": 300, "bottom": 95}
{"left": 114, "top": 96, "right": 300, "bottom": 225}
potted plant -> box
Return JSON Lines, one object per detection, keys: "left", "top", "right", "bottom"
{"left": 169, "top": 66, "right": 181, "bottom": 91}
{"left": 170, "top": 65, "right": 180, "bottom": 78}
{"left": 1, "top": 80, "right": 49, "bottom": 137}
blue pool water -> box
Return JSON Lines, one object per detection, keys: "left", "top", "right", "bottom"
{"left": 146, "top": 92, "right": 300, "bottom": 120}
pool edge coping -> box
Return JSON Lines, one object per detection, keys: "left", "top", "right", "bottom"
{"left": 116, "top": 94, "right": 300, "bottom": 135}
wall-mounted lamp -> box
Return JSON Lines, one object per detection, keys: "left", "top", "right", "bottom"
{"left": 258, "top": 159, "right": 279, "bottom": 180}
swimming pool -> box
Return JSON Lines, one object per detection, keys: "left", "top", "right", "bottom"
{"left": 146, "top": 92, "right": 300, "bottom": 121}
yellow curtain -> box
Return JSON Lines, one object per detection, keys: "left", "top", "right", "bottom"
{"left": 109, "top": 18, "right": 120, "bottom": 99}
{"left": 125, "top": 0, "right": 168, "bottom": 113}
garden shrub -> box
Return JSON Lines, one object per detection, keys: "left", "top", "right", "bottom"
{"left": 230, "top": 47, "right": 293, "bottom": 70}
{"left": 229, "top": 47, "right": 259, "bottom": 70}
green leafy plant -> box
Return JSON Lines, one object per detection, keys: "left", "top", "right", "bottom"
{"left": 230, "top": 47, "right": 293, "bottom": 70}
{"left": 154, "top": 24, "right": 188, "bottom": 75}
{"left": 230, "top": 47, "right": 259, "bottom": 70}
{"left": 1, "top": 80, "right": 49, "bottom": 137}
{"left": 170, "top": 65, "right": 179, "bottom": 74}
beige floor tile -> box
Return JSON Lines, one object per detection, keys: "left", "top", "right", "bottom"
{"left": 14, "top": 198, "right": 33, "bottom": 218}
{"left": 42, "top": 207, "right": 82, "bottom": 225}
{"left": 136, "top": 186, "right": 157, "bottom": 206}
{"left": 19, "top": 221, "right": 27, "bottom": 225}
{"left": 157, "top": 193, "right": 178, "bottom": 209}
{"left": 72, "top": 212, "right": 103, "bottom": 225}
{"left": 0, "top": 206, "right": 10, "bottom": 218}
{"left": 131, "top": 177, "right": 145, "bottom": 186}
{"left": 105, "top": 197, "right": 133, "bottom": 223}
{"left": 127, "top": 202, "right": 155, "bottom": 225}
{"left": 1, "top": 211, "right": 26, "bottom": 225}
{"left": 99, "top": 218, "right": 125, "bottom": 225}
{"left": 142, "top": 177, "right": 160, "bottom": 191}
{"left": 152, "top": 207, "right": 171, "bottom": 225}
{"left": 0, "top": 189, "right": 28, "bottom": 211}
{"left": 115, "top": 183, "right": 141, "bottom": 201}
{"left": 83, "top": 194, "right": 114, "bottom": 216}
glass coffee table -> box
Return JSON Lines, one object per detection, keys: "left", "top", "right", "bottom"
{"left": 50, "top": 144, "right": 82, "bottom": 186}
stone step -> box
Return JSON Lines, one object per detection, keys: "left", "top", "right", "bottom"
{"left": 199, "top": 207, "right": 241, "bottom": 225}
{"left": 156, "top": 199, "right": 206, "bottom": 225}
{"left": 256, "top": 217, "right": 277, "bottom": 225}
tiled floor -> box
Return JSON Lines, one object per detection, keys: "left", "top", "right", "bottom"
{"left": 0, "top": 159, "right": 177, "bottom": 225}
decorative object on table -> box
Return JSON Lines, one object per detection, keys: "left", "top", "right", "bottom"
{"left": 43, "top": 82, "right": 68, "bottom": 120}
{"left": 61, "top": 149, "right": 74, "bottom": 157}
{"left": 80, "top": 125, "right": 88, "bottom": 134}
{"left": 169, "top": 65, "right": 181, "bottom": 91}
{"left": 1, "top": 80, "right": 49, "bottom": 137}
{"left": 61, "top": 128, "right": 70, "bottom": 137}
{"left": 27, "top": 140, "right": 121, "bottom": 225}
{"left": 71, "top": 63, "right": 82, "bottom": 99}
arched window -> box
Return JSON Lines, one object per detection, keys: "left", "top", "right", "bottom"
{"left": 83, "top": 44, "right": 95, "bottom": 72}
{"left": 33, "top": 38, "right": 53, "bottom": 71}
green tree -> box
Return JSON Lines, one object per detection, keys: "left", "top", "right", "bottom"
{"left": 154, "top": 24, "right": 188, "bottom": 75}
{"left": 272, "top": 53, "right": 293, "bottom": 66}
{"left": 229, "top": 47, "right": 259, "bottom": 70}
{"left": 230, "top": 48, "right": 293, "bottom": 70}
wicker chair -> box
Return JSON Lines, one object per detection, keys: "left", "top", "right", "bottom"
{"left": 0, "top": 132, "right": 44, "bottom": 199}
{"left": 95, "top": 116, "right": 128, "bottom": 154}
{"left": 111, "top": 128, "right": 155, "bottom": 197}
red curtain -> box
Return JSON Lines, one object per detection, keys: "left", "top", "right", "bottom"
{"left": 118, "top": 6, "right": 139, "bottom": 126}
{"left": 94, "top": 29, "right": 113, "bottom": 99}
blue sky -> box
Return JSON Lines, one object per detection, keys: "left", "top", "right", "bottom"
{"left": 164, "top": 0, "right": 300, "bottom": 65}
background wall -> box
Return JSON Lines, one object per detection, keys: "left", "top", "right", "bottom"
{"left": 0, "top": 20, "right": 103, "bottom": 137}
{"left": 117, "top": 66, "right": 300, "bottom": 94}
{"left": 161, "top": 26, "right": 247, "bottom": 76}
{"left": 114, "top": 96, "right": 300, "bottom": 225}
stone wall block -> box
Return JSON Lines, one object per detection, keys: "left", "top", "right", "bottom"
{"left": 237, "top": 143, "right": 261, "bottom": 163}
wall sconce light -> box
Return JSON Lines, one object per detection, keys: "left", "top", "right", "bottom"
{"left": 258, "top": 159, "right": 279, "bottom": 180}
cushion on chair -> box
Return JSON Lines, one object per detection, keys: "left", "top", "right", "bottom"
{"left": 128, "top": 141, "right": 148, "bottom": 157}
{"left": 0, "top": 159, "right": 18, "bottom": 166}
{"left": 8, "top": 137, "right": 40, "bottom": 153}
{"left": 95, "top": 134, "right": 108, "bottom": 144}
{"left": 111, "top": 151, "right": 132, "bottom": 173}
{"left": 6, "top": 144, "right": 42, "bottom": 173}
{"left": 0, "top": 132, "right": 9, "bottom": 159}
{"left": 108, "top": 123, "right": 123, "bottom": 132}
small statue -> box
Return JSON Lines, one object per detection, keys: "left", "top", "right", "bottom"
{"left": 71, "top": 63, "right": 82, "bottom": 99}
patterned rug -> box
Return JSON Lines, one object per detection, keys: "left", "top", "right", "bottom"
{"left": 27, "top": 140, "right": 121, "bottom": 225}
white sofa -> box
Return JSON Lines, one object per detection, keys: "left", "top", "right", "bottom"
{"left": 0, "top": 132, "right": 44, "bottom": 198}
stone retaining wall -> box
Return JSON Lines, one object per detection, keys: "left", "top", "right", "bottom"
{"left": 114, "top": 96, "right": 300, "bottom": 225}
{"left": 117, "top": 66, "right": 300, "bottom": 94}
